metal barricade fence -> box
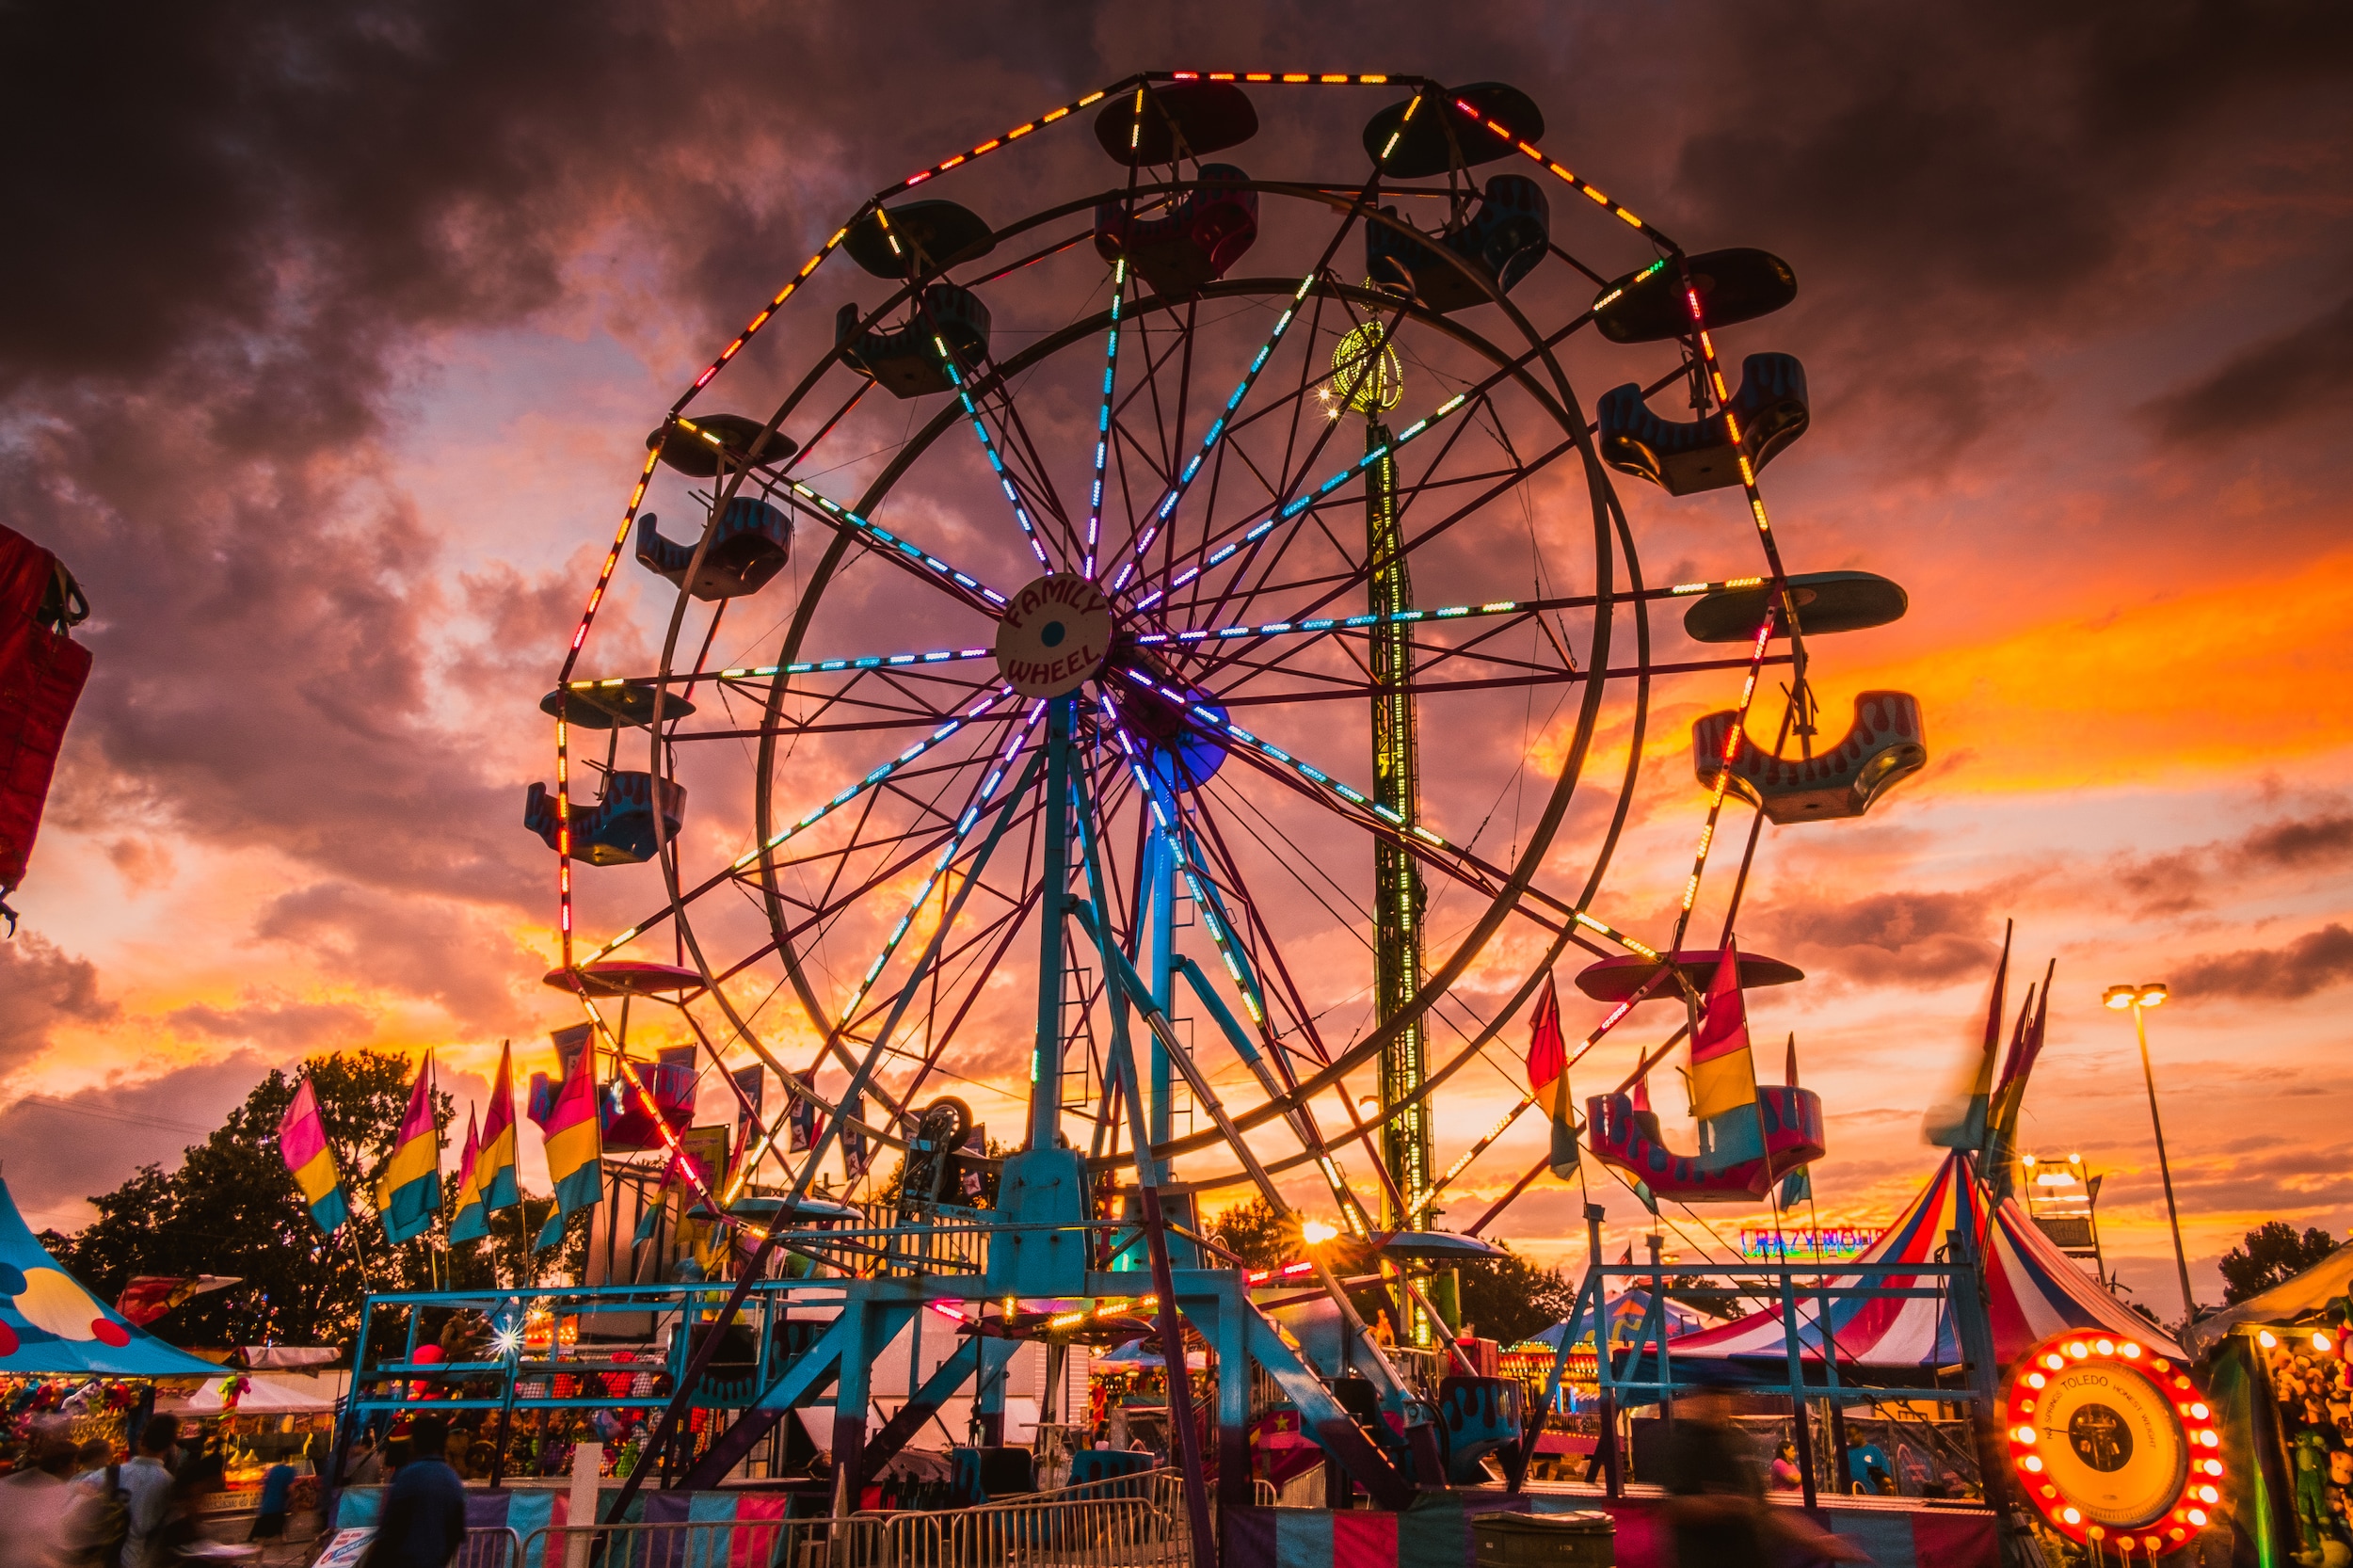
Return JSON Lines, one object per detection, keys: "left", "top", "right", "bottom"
{"left": 525, "top": 1517, "right": 873, "bottom": 1568}
{"left": 883, "top": 1496, "right": 1184, "bottom": 1566}
{"left": 456, "top": 1528, "right": 524, "bottom": 1568}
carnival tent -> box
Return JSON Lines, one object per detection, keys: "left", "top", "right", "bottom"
{"left": 0, "top": 1177, "right": 224, "bottom": 1376}
{"left": 2180, "top": 1239, "right": 2353, "bottom": 1357}
{"left": 162, "top": 1374, "right": 341, "bottom": 1414}
{"left": 1533, "top": 1287, "right": 1706, "bottom": 1353}
{"left": 1641, "top": 1152, "right": 2185, "bottom": 1379}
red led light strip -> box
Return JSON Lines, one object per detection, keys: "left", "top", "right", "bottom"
{"left": 2006, "top": 1333, "right": 2223, "bottom": 1557}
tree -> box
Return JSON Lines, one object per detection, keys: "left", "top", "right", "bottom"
{"left": 2220, "top": 1222, "right": 2343, "bottom": 1304}
{"left": 1453, "top": 1248, "right": 1581, "bottom": 1348}
{"left": 1206, "top": 1198, "right": 1581, "bottom": 1347}
{"left": 1208, "top": 1197, "right": 1291, "bottom": 1271}
{"left": 52, "top": 1050, "right": 572, "bottom": 1351}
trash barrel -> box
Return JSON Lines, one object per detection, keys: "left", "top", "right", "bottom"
{"left": 1472, "top": 1510, "right": 1615, "bottom": 1568}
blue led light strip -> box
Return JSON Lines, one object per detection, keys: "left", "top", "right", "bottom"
{"left": 1130, "top": 392, "right": 1469, "bottom": 611}
{"left": 1086, "top": 259, "right": 1128, "bottom": 580}
{"left": 1108, "top": 267, "right": 1331, "bottom": 597}
{"left": 1132, "top": 598, "right": 1522, "bottom": 647}
{"left": 1109, "top": 666, "right": 1660, "bottom": 960}
{"left": 572, "top": 687, "right": 1016, "bottom": 966}
{"left": 728, "top": 698, "right": 1045, "bottom": 1199}
{"left": 937, "top": 338, "right": 1051, "bottom": 569}
{"left": 1097, "top": 689, "right": 1269, "bottom": 1024}
{"left": 783, "top": 478, "right": 1011, "bottom": 608}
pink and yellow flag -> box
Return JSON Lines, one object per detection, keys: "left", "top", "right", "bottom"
{"left": 276, "top": 1079, "right": 347, "bottom": 1236}
{"left": 536, "top": 1048, "right": 602, "bottom": 1250}
{"left": 376, "top": 1055, "right": 440, "bottom": 1245}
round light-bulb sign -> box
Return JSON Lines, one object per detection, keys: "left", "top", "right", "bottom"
{"left": 996, "top": 574, "right": 1112, "bottom": 698}
{"left": 2032, "top": 1361, "right": 2188, "bottom": 1529}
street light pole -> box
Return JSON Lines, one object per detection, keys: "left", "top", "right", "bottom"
{"left": 2105, "top": 983, "right": 2195, "bottom": 1323}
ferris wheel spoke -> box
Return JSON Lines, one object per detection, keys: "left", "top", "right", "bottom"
{"left": 1080, "top": 259, "right": 1130, "bottom": 578}
{"left": 1128, "top": 389, "right": 1471, "bottom": 614}
{"left": 775, "top": 478, "right": 1011, "bottom": 616}
{"left": 568, "top": 691, "right": 1016, "bottom": 968}
{"left": 937, "top": 350, "right": 1070, "bottom": 571}
{"left": 1108, "top": 663, "right": 1656, "bottom": 961}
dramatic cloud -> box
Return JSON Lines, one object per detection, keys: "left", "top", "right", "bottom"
{"left": 2140, "top": 292, "right": 2353, "bottom": 442}
{"left": 0, "top": 1055, "right": 269, "bottom": 1231}
{"left": 2173, "top": 922, "right": 2353, "bottom": 1001}
{"left": 0, "top": 0, "right": 2347, "bottom": 1308}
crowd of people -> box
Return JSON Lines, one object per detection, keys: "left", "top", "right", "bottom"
{"left": 0, "top": 1415, "right": 243, "bottom": 1568}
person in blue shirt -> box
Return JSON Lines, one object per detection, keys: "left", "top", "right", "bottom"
{"left": 371, "top": 1415, "right": 466, "bottom": 1568}
{"left": 1845, "top": 1440, "right": 1894, "bottom": 1495}
{"left": 249, "top": 1459, "right": 297, "bottom": 1543}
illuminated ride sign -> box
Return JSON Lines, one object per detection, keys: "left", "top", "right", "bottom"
{"left": 2006, "top": 1332, "right": 2222, "bottom": 1558}
{"left": 1737, "top": 1224, "right": 1881, "bottom": 1262}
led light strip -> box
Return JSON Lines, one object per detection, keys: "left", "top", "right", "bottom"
{"left": 1085, "top": 257, "right": 1128, "bottom": 579}
{"left": 937, "top": 339, "right": 1051, "bottom": 568}
{"left": 726, "top": 701, "right": 1045, "bottom": 1201}
{"left": 1133, "top": 599, "right": 1523, "bottom": 647}
{"left": 1110, "top": 85, "right": 1430, "bottom": 596}
{"left": 1098, "top": 690, "right": 1267, "bottom": 1023}
{"left": 1131, "top": 392, "right": 1468, "bottom": 610}
{"left": 782, "top": 477, "right": 1010, "bottom": 608}
{"left": 1110, "top": 665, "right": 1658, "bottom": 960}
{"left": 1405, "top": 982, "right": 1652, "bottom": 1219}
{"left": 571, "top": 689, "right": 1014, "bottom": 968}
{"left": 566, "top": 646, "right": 996, "bottom": 696}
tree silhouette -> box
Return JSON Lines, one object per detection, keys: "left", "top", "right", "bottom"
{"left": 2219, "top": 1221, "right": 2342, "bottom": 1304}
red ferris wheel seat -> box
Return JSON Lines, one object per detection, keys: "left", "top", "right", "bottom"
{"left": 1095, "top": 80, "right": 1259, "bottom": 167}
{"left": 635, "top": 499, "right": 793, "bottom": 600}
{"left": 522, "top": 771, "right": 687, "bottom": 865}
{"left": 1598, "top": 352, "right": 1809, "bottom": 497}
{"left": 1366, "top": 174, "right": 1550, "bottom": 316}
{"left": 1593, "top": 248, "right": 1797, "bottom": 346}
{"left": 836, "top": 282, "right": 993, "bottom": 399}
{"left": 1692, "top": 691, "right": 1927, "bottom": 824}
{"left": 1095, "top": 163, "right": 1259, "bottom": 299}
{"left": 645, "top": 413, "right": 796, "bottom": 478}
{"left": 1585, "top": 1085, "right": 1826, "bottom": 1203}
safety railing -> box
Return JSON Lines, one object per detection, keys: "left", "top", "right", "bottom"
{"left": 885, "top": 1495, "right": 1185, "bottom": 1565}
{"left": 456, "top": 1527, "right": 524, "bottom": 1568}
{"left": 526, "top": 1517, "right": 871, "bottom": 1568}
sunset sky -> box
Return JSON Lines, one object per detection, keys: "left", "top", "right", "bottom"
{"left": 3, "top": 2, "right": 2347, "bottom": 1323}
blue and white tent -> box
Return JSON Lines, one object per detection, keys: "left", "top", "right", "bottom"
{"left": 0, "top": 1177, "right": 225, "bottom": 1376}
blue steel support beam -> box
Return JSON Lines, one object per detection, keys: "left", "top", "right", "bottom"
{"left": 1029, "top": 695, "right": 1075, "bottom": 1152}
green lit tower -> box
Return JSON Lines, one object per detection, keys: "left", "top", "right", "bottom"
{"left": 1332, "top": 319, "right": 1436, "bottom": 1340}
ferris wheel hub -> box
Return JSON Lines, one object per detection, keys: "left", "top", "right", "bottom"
{"left": 996, "top": 572, "right": 1112, "bottom": 698}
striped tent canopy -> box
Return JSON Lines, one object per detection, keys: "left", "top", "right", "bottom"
{"left": 1650, "top": 1151, "right": 2184, "bottom": 1377}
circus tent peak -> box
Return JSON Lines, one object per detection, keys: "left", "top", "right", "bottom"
{"left": 1652, "top": 1151, "right": 2184, "bottom": 1377}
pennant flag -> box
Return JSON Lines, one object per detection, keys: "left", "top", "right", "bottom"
{"left": 116, "top": 1275, "right": 240, "bottom": 1328}
{"left": 841, "top": 1094, "right": 870, "bottom": 1181}
{"left": 476, "top": 1042, "right": 521, "bottom": 1214}
{"left": 1926, "top": 920, "right": 2010, "bottom": 1147}
{"left": 536, "top": 1049, "right": 602, "bottom": 1250}
{"left": 1777, "top": 1166, "right": 1812, "bottom": 1207}
{"left": 377, "top": 1056, "right": 441, "bottom": 1245}
{"left": 1689, "top": 937, "right": 1763, "bottom": 1171}
{"left": 1984, "top": 961, "right": 2056, "bottom": 1203}
{"left": 786, "top": 1071, "right": 822, "bottom": 1153}
{"left": 276, "top": 1078, "right": 349, "bottom": 1237}
{"left": 1526, "top": 974, "right": 1581, "bottom": 1178}
{"left": 448, "top": 1109, "right": 488, "bottom": 1244}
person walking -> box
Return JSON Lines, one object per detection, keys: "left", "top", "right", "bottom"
{"left": 367, "top": 1415, "right": 466, "bottom": 1568}
{"left": 116, "top": 1416, "right": 183, "bottom": 1568}
{"left": 1660, "top": 1382, "right": 1869, "bottom": 1568}
{"left": 0, "top": 1433, "right": 83, "bottom": 1568}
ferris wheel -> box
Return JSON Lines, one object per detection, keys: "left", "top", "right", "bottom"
{"left": 527, "top": 72, "right": 1921, "bottom": 1327}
